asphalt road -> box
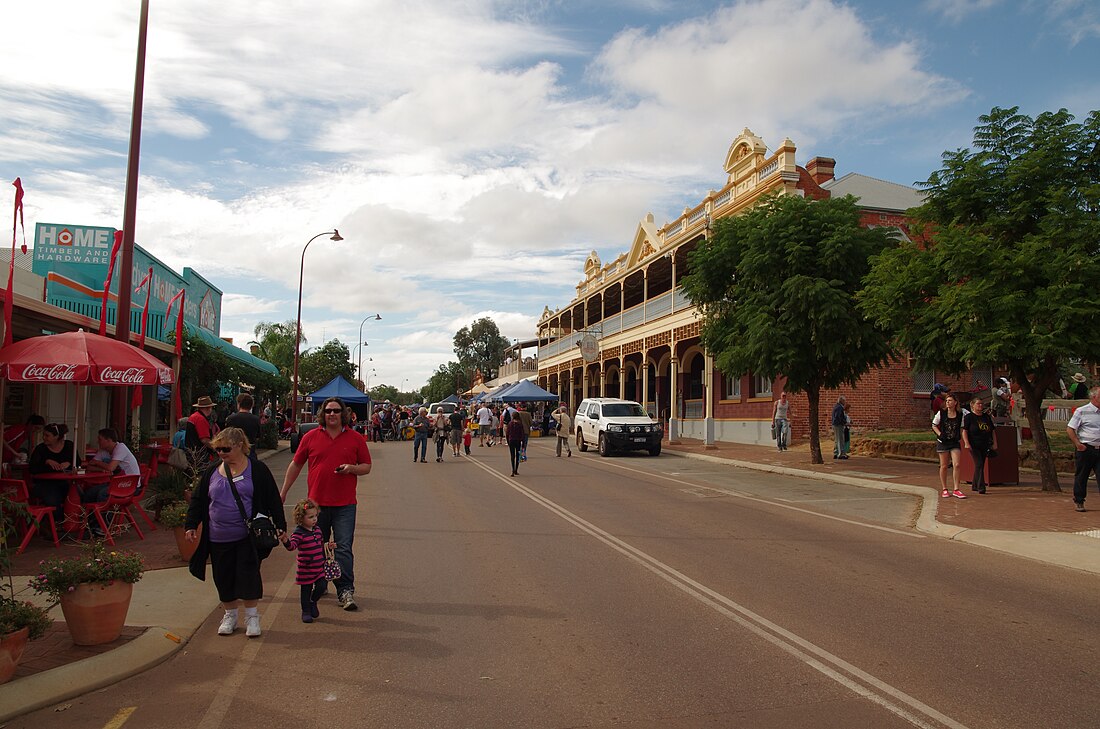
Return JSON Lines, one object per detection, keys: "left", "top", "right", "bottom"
{"left": 14, "top": 438, "right": 1100, "bottom": 728}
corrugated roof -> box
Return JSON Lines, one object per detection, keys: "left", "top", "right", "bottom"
{"left": 821, "top": 172, "right": 925, "bottom": 212}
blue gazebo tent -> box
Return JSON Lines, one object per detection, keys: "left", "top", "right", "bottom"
{"left": 307, "top": 376, "right": 372, "bottom": 419}
{"left": 498, "top": 380, "right": 559, "bottom": 403}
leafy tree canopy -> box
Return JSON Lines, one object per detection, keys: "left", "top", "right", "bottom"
{"left": 422, "top": 361, "right": 471, "bottom": 404}
{"left": 682, "top": 192, "right": 896, "bottom": 463}
{"left": 249, "top": 320, "right": 300, "bottom": 377}
{"left": 299, "top": 339, "right": 356, "bottom": 393}
{"left": 860, "top": 106, "right": 1100, "bottom": 490}
{"left": 453, "top": 317, "right": 509, "bottom": 382}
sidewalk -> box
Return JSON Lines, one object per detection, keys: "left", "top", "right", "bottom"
{"left": 0, "top": 445, "right": 288, "bottom": 722}
{"left": 662, "top": 438, "right": 1100, "bottom": 574}
{"left": 4, "top": 439, "right": 1099, "bottom": 720}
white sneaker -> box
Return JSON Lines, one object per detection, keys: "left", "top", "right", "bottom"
{"left": 338, "top": 589, "right": 358, "bottom": 611}
{"left": 217, "top": 611, "right": 238, "bottom": 635}
{"left": 245, "top": 614, "right": 261, "bottom": 637}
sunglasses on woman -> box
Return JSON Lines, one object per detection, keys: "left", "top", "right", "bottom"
{"left": 214, "top": 446, "right": 234, "bottom": 453}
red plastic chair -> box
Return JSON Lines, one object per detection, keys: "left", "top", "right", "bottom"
{"left": 86, "top": 474, "right": 144, "bottom": 545}
{"left": 131, "top": 465, "right": 157, "bottom": 532}
{"left": 0, "top": 477, "right": 60, "bottom": 554}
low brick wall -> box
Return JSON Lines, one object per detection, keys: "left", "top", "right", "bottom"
{"left": 852, "top": 437, "right": 1076, "bottom": 474}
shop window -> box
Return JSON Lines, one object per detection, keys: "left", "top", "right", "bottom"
{"left": 723, "top": 373, "right": 741, "bottom": 400}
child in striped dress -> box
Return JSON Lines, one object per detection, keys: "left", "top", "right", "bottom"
{"left": 280, "top": 498, "right": 333, "bottom": 623}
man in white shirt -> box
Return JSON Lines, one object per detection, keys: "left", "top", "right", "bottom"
{"left": 476, "top": 404, "right": 492, "bottom": 447}
{"left": 1066, "top": 386, "right": 1100, "bottom": 512}
{"left": 86, "top": 428, "right": 142, "bottom": 477}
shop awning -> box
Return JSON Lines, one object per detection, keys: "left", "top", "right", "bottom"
{"left": 187, "top": 325, "right": 280, "bottom": 376}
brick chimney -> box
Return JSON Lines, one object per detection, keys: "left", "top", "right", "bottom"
{"left": 806, "top": 157, "right": 836, "bottom": 185}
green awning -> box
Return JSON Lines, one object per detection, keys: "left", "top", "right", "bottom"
{"left": 187, "top": 325, "right": 280, "bottom": 376}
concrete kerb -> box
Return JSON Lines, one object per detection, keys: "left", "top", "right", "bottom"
{"left": 663, "top": 449, "right": 1100, "bottom": 576}
{"left": 0, "top": 443, "right": 291, "bottom": 721}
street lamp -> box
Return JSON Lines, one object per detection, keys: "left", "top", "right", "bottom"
{"left": 291, "top": 229, "right": 343, "bottom": 425}
{"left": 364, "top": 368, "right": 377, "bottom": 391}
{"left": 351, "top": 341, "right": 369, "bottom": 383}
{"left": 358, "top": 313, "right": 382, "bottom": 383}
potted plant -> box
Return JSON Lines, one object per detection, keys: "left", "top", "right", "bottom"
{"left": 146, "top": 468, "right": 192, "bottom": 519}
{"left": 29, "top": 541, "right": 144, "bottom": 646}
{"left": 159, "top": 501, "right": 200, "bottom": 561}
{"left": 0, "top": 492, "right": 54, "bottom": 683}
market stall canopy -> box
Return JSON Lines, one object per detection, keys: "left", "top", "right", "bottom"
{"left": 485, "top": 382, "right": 519, "bottom": 402}
{"left": 307, "top": 376, "right": 371, "bottom": 405}
{"left": 498, "top": 380, "right": 558, "bottom": 403}
{"left": 0, "top": 329, "right": 173, "bottom": 385}
{"left": 440, "top": 393, "right": 461, "bottom": 404}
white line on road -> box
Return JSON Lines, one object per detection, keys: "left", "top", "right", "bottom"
{"left": 467, "top": 456, "right": 967, "bottom": 729}
{"left": 575, "top": 454, "right": 923, "bottom": 538}
{"left": 195, "top": 557, "right": 298, "bottom": 729}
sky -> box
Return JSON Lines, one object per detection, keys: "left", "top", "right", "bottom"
{"left": 2, "top": 0, "right": 1098, "bottom": 392}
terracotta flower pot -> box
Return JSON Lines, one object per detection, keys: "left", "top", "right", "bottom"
{"left": 58, "top": 581, "right": 133, "bottom": 646}
{"left": 173, "top": 524, "right": 200, "bottom": 561}
{"left": 0, "top": 626, "right": 31, "bottom": 684}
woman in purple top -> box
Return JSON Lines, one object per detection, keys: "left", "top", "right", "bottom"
{"left": 185, "top": 427, "right": 286, "bottom": 638}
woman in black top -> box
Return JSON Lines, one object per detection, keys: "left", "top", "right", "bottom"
{"left": 962, "top": 398, "right": 999, "bottom": 494}
{"left": 932, "top": 394, "right": 966, "bottom": 499}
{"left": 28, "top": 423, "right": 81, "bottom": 520}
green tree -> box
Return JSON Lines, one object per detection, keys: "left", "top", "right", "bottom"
{"left": 453, "top": 318, "right": 509, "bottom": 381}
{"left": 299, "top": 339, "right": 356, "bottom": 393}
{"left": 249, "top": 320, "right": 300, "bottom": 377}
{"left": 422, "top": 361, "right": 470, "bottom": 404}
{"left": 369, "top": 384, "right": 400, "bottom": 403}
{"left": 860, "top": 106, "right": 1100, "bottom": 492}
{"left": 175, "top": 329, "right": 238, "bottom": 409}
{"left": 682, "top": 193, "right": 896, "bottom": 463}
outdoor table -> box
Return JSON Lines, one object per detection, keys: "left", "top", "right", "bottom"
{"left": 140, "top": 442, "right": 173, "bottom": 480}
{"left": 32, "top": 470, "right": 112, "bottom": 535}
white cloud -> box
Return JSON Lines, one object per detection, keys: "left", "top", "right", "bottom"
{"left": 923, "top": 0, "right": 1001, "bottom": 22}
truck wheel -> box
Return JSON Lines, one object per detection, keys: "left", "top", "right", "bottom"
{"left": 598, "top": 433, "right": 611, "bottom": 457}
{"left": 649, "top": 444, "right": 662, "bottom": 457}
{"left": 577, "top": 429, "right": 588, "bottom": 452}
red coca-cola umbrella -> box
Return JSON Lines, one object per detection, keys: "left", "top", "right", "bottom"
{"left": 0, "top": 330, "right": 174, "bottom": 454}
{"left": 0, "top": 329, "right": 173, "bottom": 385}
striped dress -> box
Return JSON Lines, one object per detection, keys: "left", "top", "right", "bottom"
{"left": 285, "top": 526, "right": 325, "bottom": 585}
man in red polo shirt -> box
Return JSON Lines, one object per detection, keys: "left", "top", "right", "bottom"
{"left": 281, "top": 397, "right": 371, "bottom": 610}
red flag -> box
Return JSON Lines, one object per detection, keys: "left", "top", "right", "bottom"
{"left": 165, "top": 288, "right": 186, "bottom": 356}
{"left": 166, "top": 288, "right": 186, "bottom": 424}
{"left": 4, "top": 178, "right": 26, "bottom": 348}
{"left": 98, "top": 230, "right": 124, "bottom": 336}
{"left": 135, "top": 267, "right": 154, "bottom": 349}
{"left": 131, "top": 385, "right": 144, "bottom": 410}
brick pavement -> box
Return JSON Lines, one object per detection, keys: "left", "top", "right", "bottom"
{"left": 14, "top": 624, "right": 144, "bottom": 680}
{"left": 663, "top": 438, "right": 1100, "bottom": 533}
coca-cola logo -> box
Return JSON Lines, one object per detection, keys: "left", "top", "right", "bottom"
{"left": 100, "top": 367, "right": 147, "bottom": 384}
{"left": 21, "top": 363, "right": 79, "bottom": 381}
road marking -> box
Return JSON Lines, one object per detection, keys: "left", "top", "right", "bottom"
{"left": 468, "top": 456, "right": 968, "bottom": 729}
{"left": 102, "top": 707, "right": 136, "bottom": 729}
{"left": 195, "top": 561, "right": 298, "bottom": 729}
{"left": 573, "top": 454, "right": 922, "bottom": 538}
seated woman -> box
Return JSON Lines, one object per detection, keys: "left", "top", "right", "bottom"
{"left": 27, "top": 423, "right": 80, "bottom": 521}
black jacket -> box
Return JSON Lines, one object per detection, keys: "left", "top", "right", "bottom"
{"left": 185, "top": 459, "right": 286, "bottom": 580}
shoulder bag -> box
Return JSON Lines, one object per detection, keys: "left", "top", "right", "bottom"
{"left": 224, "top": 463, "right": 280, "bottom": 556}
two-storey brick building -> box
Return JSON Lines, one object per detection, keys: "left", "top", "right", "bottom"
{"left": 534, "top": 129, "right": 994, "bottom": 446}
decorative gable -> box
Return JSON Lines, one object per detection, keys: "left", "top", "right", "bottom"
{"left": 625, "top": 213, "right": 662, "bottom": 268}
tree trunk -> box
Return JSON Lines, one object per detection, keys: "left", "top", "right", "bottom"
{"left": 1013, "top": 365, "right": 1062, "bottom": 493}
{"left": 806, "top": 385, "right": 823, "bottom": 464}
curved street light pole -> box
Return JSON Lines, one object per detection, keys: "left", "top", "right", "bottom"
{"left": 291, "top": 229, "right": 343, "bottom": 425}
{"left": 358, "top": 313, "right": 382, "bottom": 385}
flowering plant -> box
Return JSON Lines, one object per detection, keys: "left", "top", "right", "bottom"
{"left": 0, "top": 596, "right": 52, "bottom": 640}
{"left": 29, "top": 541, "right": 144, "bottom": 602}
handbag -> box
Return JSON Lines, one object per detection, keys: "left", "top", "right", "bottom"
{"left": 167, "top": 447, "right": 189, "bottom": 470}
{"left": 322, "top": 542, "right": 342, "bottom": 581}
{"left": 986, "top": 448, "right": 998, "bottom": 458}
{"left": 224, "top": 464, "right": 280, "bottom": 556}
{"left": 770, "top": 423, "right": 777, "bottom": 440}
